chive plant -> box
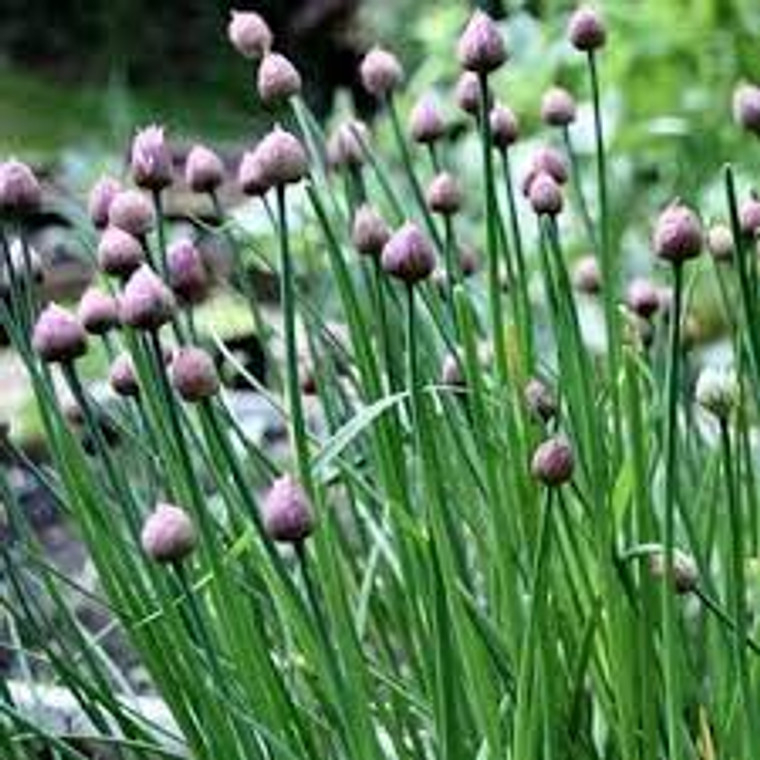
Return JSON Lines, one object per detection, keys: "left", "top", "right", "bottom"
{"left": 1, "top": 5, "right": 760, "bottom": 759}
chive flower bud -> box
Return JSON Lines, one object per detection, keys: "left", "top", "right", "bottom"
{"left": 460, "top": 245, "right": 480, "bottom": 277}
{"left": 262, "top": 474, "right": 315, "bottom": 543}
{"left": 531, "top": 435, "right": 574, "bottom": 486}
{"left": 327, "top": 120, "right": 369, "bottom": 168}
{"left": 707, "top": 223, "right": 734, "bottom": 262}
{"left": 32, "top": 303, "right": 88, "bottom": 363}
{"left": 254, "top": 127, "right": 308, "bottom": 189}
{"left": 441, "top": 353, "right": 466, "bottom": 388}
{"left": 695, "top": 365, "right": 738, "bottom": 420}
{"left": 739, "top": 194, "right": 760, "bottom": 236}
{"left": 455, "top": 72, "right": 482, "bottom": 115}
{"left": 77, "top": 287, "right": 120, "bottom": 335}
{"left": 426, "top": 172, "right": 462, "bottom": 216}
{"left": 410, "top": 95, "right": 446, "bottom": 144}
{"left": 119, "top": 265, "right": 176, "bottom": 331}
{"left": 130, "top": 126, "right": 173, "bottom": 191}
{"left": 568, "top": 5, "right": 606, "bottom": 52}
{"left": 733, "top": 83, "right": 760, "bottom": 136}
{"left": 141, "top": 503, "right": 197, "bottom": 563}
{"left": 238, "top": 150, "right": 267, "bottom": 197}
{"left": 523, "top": 147, "right": 569, "bottom": 196}
{"left": 0, "top": 159, "right": 41, "bottom": 215}
{"left": 108, "top": 190, "right": 156, "bottom": 237}
{"left": 185, "top": 145, "right": 225, "bottom": 193}
{"left": 359, "top": 47, "right": 404, "bottom": 98}
{"left": 228, "top": 10, "right": 272, "bottom": 60}
{"left": 109, "top": 353, "right": 140, "bottom": 398}
{"left": 167, "top": 239, "right": 209, "bottom": 305}
{"left": 572, "top": 255, "right": 601, "bottom": 294}
{"left": 541, "top": 86, "right": 577, "bottom": 127}
{"left": 653, "top": 201, "right": 703, "bottom": 263}
{"left": 524, "top": 377, "right": 558, "bottom": 423}
{"left": 352, "top": 204, "right": 391, "bottom": 257}
{"left": 648, "top": 548, "right": 699, "bottom": 595}
{"left": 489, "top": 103, "right": 519, "bottom": 148}
{"left": 257, "top": 52, "right": 302, "bottom": 105}
{"left": 98, "top": 227, "right": 145, "bottom": 278}
{"left": 171, "top": 346, "right": 220, "bottom": 402}
{"left": 457, "top": 10, "right": 507, "bottom": 74}
{"left": 381, "top": 222, "right": 436, "bottom": 285}
{"left": 626, "top": 277, "right": 660, "bottom": 319}
{"left": 528, "top": 172, "right": 563, "bottom": 216}
{"left": 88, "top": 176, "right": 121, "bottom": 229}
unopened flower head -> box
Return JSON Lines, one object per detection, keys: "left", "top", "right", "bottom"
{"left": 352, "top": 204, "right": 391, "bottom": 258}
{"left": 88, "top": 176, "right": 121, "bottom": 229}
{"left": 733, "top": 83, "right": 760, "bottom": 136}
{"left": 572, "top": 255, "right": 602, "bottom": 294}
{"left": 119, "top": 265, "right": 176, "bottom": 331}
{"left": 141, "top": 503, "right": 197, "bottom": 563}
{"left": 381, "top": 222, "right": 436, "bottom": 285}
{"left": 32, "top": 303, "right": 88, "bottom": 364}
{"left": 109, "top": 352, "right": 140, "bottom": 398}
{"left": 262, "top": 474, "right": 315, "bottom": 543}
{"left": 457, "top": 10, "right": 507, "bottom": 74}
{"left": 130, "top": 126, "right": 173, "bottom": 191}
{"left": 98, "top": 227, "right": 145, "bottom": 278}
{"left": 739, "top": 194, "right": 760, "bottom": 237}
{"left": 707, "top": 223, "right": 733, "bottom": 262}
{"left": 359, "top": 47, "right": 404, "bottom": 99}
{"left": 171, "top": 346, "right": 220, "bottom": 403}
{"left": 0, "top": 159, "right": 41, "bottom": 215}
{"left": 531, "top": 435, "right": 574, "bottom": 486}
{"left": 695, "top": 365, "right": 739, "bottom": 420}
{"left": 228, "top": 10, "right": 272, "bottom": 60}
{"left": 490, "top": 103, "right": 519, "bottom": 149}
{"left": 185, "top": 145, "right": 225, "bottom": 193}
{"left": 568, "top": 5, "right": 607, "bottom": 51}
{"left": 653, "top": 201, "right": 703, "bottom": 263}
{"left": 427, "top": 172, "right": 463, "bottom": 216}
{"left": 410, "top": 95, "right": 446, "bottom": 144}
{"left": 441, "top": 352, "right": 466, "bottom": 388}
{"left": 541, "top": 86, "right": 577, "bottom": 127}
{"left": 626, "top": 277, "right": 660, "bottom": 319}
{"left": 257, "top": 52, "right": 302, "bottom": 105}
{"left": 648, "top": 548, "right": 699, "bottom": 595}
{"left": 455, "top": 72, "right": 484, "bottom": 115}
{"left": 253, "top": 127, "right": 308, "bottom": 189}
{"left": 524, "top": 377, "right": 558, "bottom": 423}
{"left": 327, "top": 120, "right": 369, "bottom": 169}
{"left": 108, "top": 190, "right": 155, "bottom": 237}
{"left": 167, "top": 239, "right": 209, "bottom": 305}
{"left": 529, "top": 172, "right": 564, "bottom": 216}
{"left": 238, "top": 150, "right": 267, "bottom": 197}
{"left": 77, "top": 287, "right": 120, "bottom": 335}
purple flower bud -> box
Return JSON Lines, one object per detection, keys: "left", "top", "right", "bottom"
{"left": 0, "top": 160, "right": 41, "bottom": 215}
{"left": 262, "top": 474, "right": 315, "bottom": 543}
{"left": 410, "top": 95, "right": 446, "bottom": 144}
{"left": 108, "top": 190, "right": 156, "bottom": 237}
{"left": 381, "top": 222, "right": 436, "bottom": 285}
{"left": 441, "top": 353, "right": 466, "bottom": 387}
{"left": 167, "top": 239, "right": 209, "bottom": 305}
{"left": 523, "top": 147, "right": 569, "bottom": 196}
{"left": 228, "top": 9, "right": 272, "bottom": 60}
{"left": 653, "top": 202, "right": 703, "bottom": 263}
{"left": 238, "top": 150, "right": 267, "bottom": 197}
{"left": 531, "top": 435, "right": 574, "bottom": 486}
{"left": 119, "top": 265, "right": 176, "bottom": 331}
{"left": 739, "top": 194, "right": 760, "bottom": 236}
{"left": 455, "top": 72, "right": 483, "bottom": 115}
{"left": 32, "top": 303, "right": 88, "bottom": 363}
{"left": 457, "top": 10, "right": 507, "bottom": 74}
{"left": 171, "top": 346, "right": 220, "bottom": 402}
{"left": 254, "top": 128, "right": 309, "bottom": 189}
{"left": 77, "top": 287, "right": 120, "bottom": 335}
{"left": 327, "top": 120, "right": 369, "bottom": 169}
{"left": 733, "top": 83, "right": 760, "bottom": 136}
{"left": 130, "top": 126, "right": 173, "bottom": 191}
{"left": 141, "top": 503, "right": 197, "bottom": 563}
{"left": 359, "top": 47, "right": 404, "bottom": 98}
{"left": 572, "top": 255, "right": 602, "bottom": 294}
{"left": 529, "top": 172, "right": 564, "bottom": 216}
{"left": 524, "top": 377, "right": 558, "bottom": 423}
{"left": 426, "top": 172, "right": 462, "bottom": 216}
{"left": 648, "top": 548, "right": 699, "bottom": 595}
{"left": 185, "top": 145, "right": 225, "bottom": 193}
{"left": 352, "top": 204, "right": 391, "bottom": 257}
{"left": 98, "top": 227, "right": 145, "bottom": 278}
{"left": 707, "top": 223, "right": 733, "bottom": 262}
{"left": 568, "top": 5, "right": 606, "bottom": 52}
{"left": 257, "top": 52, "right": 302, "bottom": 105}
{"left": 109, "top": 352, "right": 140, "bottom": 398}
{"left": 459, "top": 245, "right": 480, "bottom": 277}
{"left": 541, "top": 86, "right": 577, "bottom": 127}
{"left": 489, "top": 104, "right": 519, "bottom": 149}
{"left": 88, "top": 176, "right": 121, "bottom": 229}
{"left": 626, "top": 277, "right": 660, "bottom": 319}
